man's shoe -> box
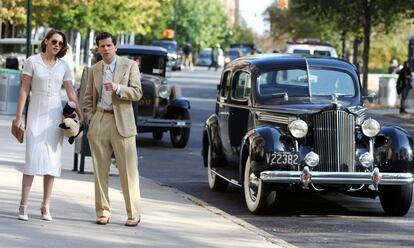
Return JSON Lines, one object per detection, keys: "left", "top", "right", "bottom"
{"left": 125, "top": 218, "right": 140, "bottom": 227}
{"left": 96, "top": 216, "right": 110, "bottom": 225}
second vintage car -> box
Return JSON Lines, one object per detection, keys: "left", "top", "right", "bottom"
{"left": 202, "top": 54, "right": 414, "bottom": 215}
{"left": 116, "top": 45, "right": 191, "bottom": 148}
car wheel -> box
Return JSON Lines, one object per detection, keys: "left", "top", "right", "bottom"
{"left": 207, "top": 143, "right": 228, "bottom": 191}
{"left": 243, "top": 156, "right": 275, "bottom": 214}
{"left": 379, "top": 184, "right": 413, "bottom": 216}
{"left": 152, "top": 131, "right": 163, "bottom": 140}
{"left": 170, "top": 110, "right": 190, "bottom": 148}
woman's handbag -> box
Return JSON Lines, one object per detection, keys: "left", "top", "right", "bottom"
{"left": 11, "top": 120, "right": 24, "bottom": 143}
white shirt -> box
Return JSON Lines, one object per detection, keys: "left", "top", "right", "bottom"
{"left": 97, "top": 57, "right": 120, "bottom": 110}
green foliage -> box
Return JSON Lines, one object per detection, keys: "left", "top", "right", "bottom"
{"left": 370, "top": 22, "right": 414, "bottom": 72}
{"left": 2, "top": 0, "right": 252, "bottom": 53}
{"left": 266, "top": 0, "right": 414, "bottom": 91}
{"left": 225, "top": 20, "right": 255, "bottom": 49}
{"left": 145, "top": 0, "right": 230, "bottom": 51}
{"left": 1, "top": 0, "right": 26, "bottom": 26}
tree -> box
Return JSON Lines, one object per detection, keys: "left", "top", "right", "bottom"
{"left": 265, "top": 1, "right": 339, "bottom": 46}
{"left": 1, "top": 0, "right": 26, "bottom": 37}
{"left": 146, "top": 0, "right": 229, "bottom": 51}
{"left": 271, "top": 0, "right": 414, "bottom": 94}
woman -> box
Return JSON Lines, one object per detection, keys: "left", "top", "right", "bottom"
{"left": 14, "top": 29, "right": 83, "bottom": 221}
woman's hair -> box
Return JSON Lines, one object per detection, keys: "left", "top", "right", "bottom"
{"left": 41, "top": 29, "right": 68, "bottom": 58}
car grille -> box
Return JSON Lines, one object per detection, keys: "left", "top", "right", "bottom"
{"left": 312, "top": 110, "right": 355, "bottom": 172}
{"left": 138, "top": 82, "right": 156, "bottom": 117}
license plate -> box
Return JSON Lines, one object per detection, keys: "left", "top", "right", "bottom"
{"left": 266, "top": 152, "right": 300, "bottom": 166}
{"left": 138, "top": 99, "right": 152, "bottom": 106}
{"left": 176, "top": 121, "right": 186, "bottom": 126}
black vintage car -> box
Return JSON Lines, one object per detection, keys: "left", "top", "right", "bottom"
{"left": 202, "top": 54, "right": 414, "bottom": 215}
{"left": 116, "top": 45, "right": 191, "bottom": 147}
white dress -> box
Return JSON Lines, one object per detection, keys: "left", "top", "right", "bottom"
{"left": 22, "top": 54, "right": 72, "bottom": 177}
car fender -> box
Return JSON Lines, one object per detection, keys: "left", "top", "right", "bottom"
{"left": 202, "top": 114, "right": 224, "bottom": 167}
{"left": 376, "top": 126, "right": 414, "bottom": 173}
{"left": 168, "top": 98, "right": 191, "bottom": 110}
{"left": 163, "top": 98, "right": 191, "bottom": 119}
{"left": 239, "top": 126, "right": 295, "bottom": 180}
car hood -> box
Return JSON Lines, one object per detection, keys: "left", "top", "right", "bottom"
{"left": 256, "top": 101, "right": 363, "bottom": 115}
{"left": 141, "top": 74, "right": 165, "bottom": 85}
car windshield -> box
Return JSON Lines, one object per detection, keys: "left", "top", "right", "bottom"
{"left": 117, "top": 52, "right": 165, "bottom": 76}
{"left": 151, "top": 41, "right": 177, "bottom": 53}
{"left": 198, "top": 52, "right": 210, "bottom": 58}
{"left": 256, "top": 68, "right": 355, "bottom": 103}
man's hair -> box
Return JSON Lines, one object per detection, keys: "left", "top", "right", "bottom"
{"left": 95, "top": 32, "right": 117, "bottom": 46}
{"left": 41, "top": 29, "right": 68, "bottom": 58}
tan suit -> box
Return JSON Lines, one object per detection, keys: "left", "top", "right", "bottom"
{"left": 83, "top": 56, "right": 142, "bottom": 219}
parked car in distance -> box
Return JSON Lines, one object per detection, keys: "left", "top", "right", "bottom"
{"left": 0, "top": 38, "right": 41, "bottom": 70}
{"left": 196, "top": 49, "right": 212, "bottom": 66}
{"left": 230, "top": 43, "right": 255, "bottom": 56}
{"left": 151, "top": 40, "right": 182, "bottom": 71}
{"left": 196, "top": 48, "right": 224, "bottom": 67}
{"left": 224, "top": 48, "right": 243, "bottom": 66}
{"left": 286, "top": 40, "right": 338, "bottom": 57}
{"left": 202, "top": 53, "right": 414, "bottom": 215}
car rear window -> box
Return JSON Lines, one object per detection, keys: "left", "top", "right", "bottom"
{"left": 117, "top": 53, "right": 165, "bottom": 76}
{"left": 293, "top": 49, "right": 310, "bottom": 54}
{"left": 314, "top": 50, "right": 331, "bottom": 56}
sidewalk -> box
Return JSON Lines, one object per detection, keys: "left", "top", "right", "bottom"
{"left": 0, "top": 114, "right": 293, "bottom": 248}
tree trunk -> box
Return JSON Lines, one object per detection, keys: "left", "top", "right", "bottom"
{"left": 341, "top": 32, "right": 346, "bottom": 60}
{"left": 352, "top": 37, "right": 361, "bottom": 71}
{"left": 361, "top": 0, "right": 372, "bottom": 95}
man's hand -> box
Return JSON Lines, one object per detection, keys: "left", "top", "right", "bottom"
{"left": 104, "top": 82, "right": 117, "bottom": 91}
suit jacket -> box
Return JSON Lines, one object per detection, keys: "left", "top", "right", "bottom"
{"left": 83, "top": 55, "right": 142, "bottom": 137}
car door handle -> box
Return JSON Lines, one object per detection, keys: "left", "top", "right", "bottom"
{"left": 220, "top": 111, "right": 230, "bottom": 116}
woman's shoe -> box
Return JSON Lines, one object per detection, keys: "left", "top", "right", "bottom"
{"left": 18, "top": 205, "right": 28, "bottom": 221}
{"left": 40, "top": 203, "right": 52, "bottom": 221}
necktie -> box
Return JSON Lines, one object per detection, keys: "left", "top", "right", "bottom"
{"left": 104, "top": 64, "right": 113, "bottom": 84}
{"left": 103, "top": 64, "right": 113, "bottom": 105}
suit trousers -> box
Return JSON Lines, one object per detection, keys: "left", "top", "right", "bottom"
{"left": 87, "top": 111, "right": 141, "bottom": 219}
{"left": 400, "top": 86, "right": 410, "bottom": 110}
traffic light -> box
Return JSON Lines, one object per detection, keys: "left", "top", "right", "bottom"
{"left": 162, "top": 29, "right": 175, "bottom": 40}
{"left": 278, "top": 0, "right": 289, "bottom": 10}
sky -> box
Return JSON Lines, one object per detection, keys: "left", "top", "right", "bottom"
{"left": 239, "top": 0, "right": 274, "bottom": 34}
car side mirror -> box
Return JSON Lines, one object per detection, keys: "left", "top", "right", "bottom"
{"left": 363, "top": 92, "right": 377, "bottom": 103}
{"left": 217, "top": 84, "right": 221, "bottom": 91}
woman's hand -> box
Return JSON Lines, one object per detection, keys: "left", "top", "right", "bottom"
{"left": 79, "top": 115, "right": 84, "bottom": 125}
{"left": 14, "top": 117, "right": 22, "bottom": 127}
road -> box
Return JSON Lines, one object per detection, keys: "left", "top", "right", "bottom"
{"left": 137, "top": 67, "right": 414, "bottom": 248}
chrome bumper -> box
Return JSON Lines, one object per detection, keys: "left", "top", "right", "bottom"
{"left": 136, "top": 117, "right": 191, "bottom": 128}
{"left": 260, "top": 166, "right": 414, "bottom": 188}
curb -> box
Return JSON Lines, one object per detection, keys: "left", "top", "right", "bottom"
{"left": 153, "top": 180, "right": 297, "bottom": 248}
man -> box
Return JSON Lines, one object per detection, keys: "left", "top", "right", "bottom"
{"left": 396, "top": 61, "right": 412, "bottom": 114}
{"left": 83, "top": 32, "right": 142, "bottom": 226}
{"left": 183, "top": 42, "right": 194, "bottom": 71}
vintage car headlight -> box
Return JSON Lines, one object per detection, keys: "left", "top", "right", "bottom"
{"left": 304, "top": 151, "right": 319, "bottom": 167}
{"left": 361, "top": 118, "right": 380, "bottom": 137}
{"left": 159, "top": 85, "right": 171, "bottom": 99}
{"left": 288, "top": 119, "right": 308, "bottom": 138}
{"left": 359, "top": 152, "right": 374, "bottom": 168}
{"left": 224, "top": 57, "right": 231, "bottom": 63}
